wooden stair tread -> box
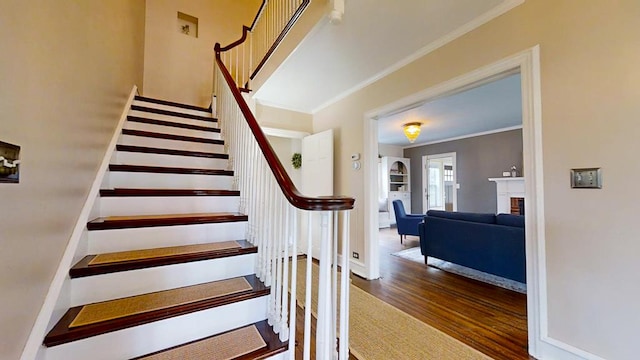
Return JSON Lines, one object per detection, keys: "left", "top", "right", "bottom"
{"left": 100, "top": 188, "right": 240, "bottom": 197}
{"left": 131, "top": 320, "right": 287, "bottom": 360}
{"left": 134, "top": 95, "right": 212, "bottom": 113}
{"left": 70, "top": 240, "right": 256, "bottom": 278}
{"left": 131, "top": 105, "right": 215, "bottom": 122}
{"left": 109, "top": 164, "right": 233, "bottom": 176}
{"left": 122, "top": 129, "right": 224, "bottom": 145}
{"left": 44, "top": 275, "right": 268, "bottom": 347}
{"left": 87, "top": 212, "right": 248, "bottom": 230}
{"left": 127, "top": 116, "right": 220, "bottom": 132}
{"left": 115, "top": 144, "right": 228, "bottom": 159}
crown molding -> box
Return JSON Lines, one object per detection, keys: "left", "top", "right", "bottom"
{"left": 311, "top": 0, "right": 525, "bottom": 114}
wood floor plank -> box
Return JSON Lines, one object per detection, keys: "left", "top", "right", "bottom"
{"left": 349, "top": 228, "right": 534, "bottom": 360}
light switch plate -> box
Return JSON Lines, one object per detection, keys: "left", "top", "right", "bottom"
{"left": 570, "top": 168, "right": 602, "bottom": 188}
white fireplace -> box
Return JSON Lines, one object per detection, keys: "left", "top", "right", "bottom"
{"left": 488, "top": 177, "right": 525, "bottom": 214}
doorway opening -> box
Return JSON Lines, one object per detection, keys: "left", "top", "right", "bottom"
{"left": 363, "top": 47, "right": 545, "bottom": 357}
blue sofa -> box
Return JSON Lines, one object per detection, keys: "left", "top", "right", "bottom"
{"left": 418, "top": 210, "right": 526, "bottom": 283}
{"left": 392, "top": 200, "right": 423, "bottom": 243}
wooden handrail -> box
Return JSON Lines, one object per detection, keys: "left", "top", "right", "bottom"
{"left": 249, "top": 0, "right": 267, "bottom": 30}
{"left": 214, "top": 45, "right": 354, "bottom": 211}
{"left": 218, "top": 0, "right": 266, "bottom": 52}
{"left": 249, "top": 0, "right": 310, "bottom": 80}
{"left": 218, "top": 25, "right": 251, "bottom": 52}
{"left": 217, "top": 0, "right": 310, "bottom": 81}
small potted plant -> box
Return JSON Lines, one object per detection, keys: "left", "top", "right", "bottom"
{"left": 291, "top": 153, "right": 302, "bottom": 169}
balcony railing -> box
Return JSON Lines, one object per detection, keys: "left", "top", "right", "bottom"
{"left": 217, "top": 0, "right": 309, "bottom": 89}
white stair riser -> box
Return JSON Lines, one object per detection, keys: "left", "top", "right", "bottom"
{"left": 120, "top": 134, "right": 225, "bottom": 154}
{"left": 88, "top": 222, "right": 247, "bottom": 253}
{"left": 45, "top": 296, "right": 268, "bottom": 360}
{"left": 71, "top": 253, "right": 256, "bottom": 306}
{"left": 128, "top": 109, "right": 216, "bottom": 129}
{"left": 124, "top": 121, "right": 221, "bottom": 140}
{"left": 133, "top": 100, "right": 212, "bottom": 118}
{"left": 108, "top": 171, "right": 233, "bottom": 189}
{"left": 113, "top": 151, "right": 228, "bottom": 170}
{"left": 99, "top": 196, "right": 239, "bottom": 216}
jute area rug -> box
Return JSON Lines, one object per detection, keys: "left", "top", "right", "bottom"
{"left": 70, "top": 277, "right": 251, "bottom": 327}
{"left": 294, "top": 259, "right": 493, "bottom": 360}
{"left": 391, "top": 247, "right": 526, "bottom": 294}
{"left": 89, "top": 241, "right": 241, "bottom": 265}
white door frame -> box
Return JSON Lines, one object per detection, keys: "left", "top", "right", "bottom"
{"left": 363, "top": 46, "right": 548, "bottom": 358}
{"left": 422, "top": 152, "right": 457, "bottom": 213}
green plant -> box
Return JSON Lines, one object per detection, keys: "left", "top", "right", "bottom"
{"left": 291, "top": 153, "right": 302, "bottom": 169}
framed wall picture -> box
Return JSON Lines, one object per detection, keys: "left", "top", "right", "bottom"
{"left": 0, "top": 141, "right": 20, "bottom": 183}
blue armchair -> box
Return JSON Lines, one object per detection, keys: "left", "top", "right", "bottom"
{"left": 392, "top": 200, "right": 423, "bottom": 243}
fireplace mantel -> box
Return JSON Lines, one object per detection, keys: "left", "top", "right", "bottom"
{"left": 489, "top": 177, "right": 525, "bottom": 214}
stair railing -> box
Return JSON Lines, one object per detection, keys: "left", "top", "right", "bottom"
{"left": 214, "top": 40, "right": 354, "bottom": 360}
{"left": 217, "top": 0, "right": 309, "bottom": 89}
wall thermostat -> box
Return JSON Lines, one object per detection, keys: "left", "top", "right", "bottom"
{"left": 351, "top": 153, "right": 360, "bottom": 161}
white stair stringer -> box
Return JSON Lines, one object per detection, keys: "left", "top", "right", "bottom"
{"left": 70, "top": 253, "right": 257, "bottom": 306}
{"left": 119, "top": 134, "right": 225, "bottom": 154}
{"left": 108, "top": 171, "right": 233, "bottom": 190}
{"left": 132, "top": 100, "right": 213, "bottom": 119}
{"left": 44, "top": 296, "right": 268, "bottom": 360}
{"left": 99, "top": 196, "right": 240, "bottom": 217}
{"left": 88, "top": 221, "right": 247, "bottom": 253}
{"left": 113, "top": 151, "right": 228, "bottom": 170}
{"left": 124, "top": 121, "right": 221, "bottom": 140}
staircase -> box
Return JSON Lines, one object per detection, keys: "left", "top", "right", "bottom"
{"left": 42, "top": 96, "right": 287, "bottom": 360}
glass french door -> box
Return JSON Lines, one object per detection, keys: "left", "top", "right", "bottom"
{"left": 423, "top": 153, "right": 457, "bottom": 212}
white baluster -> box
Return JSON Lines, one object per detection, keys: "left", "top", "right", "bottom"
{"left": 279, "top": 202, "right": 291, "bottom": 341}
{"left": 339, "top": 211, "right": 350, "bottom": 359}
{"left": 268, "top": 179, "right": 278, "bottom": 325}
{"left": 303, "top": 211, "right": 313, "bottom": 360}
{"left": 287, "top": 206, "right": 298, "bottom": 355}
{"left": 332, "top": 211, "right": 339, "bottom": 359}
{"left": 316, "top": 211, "right": 333, "bottom": 360}
{"left": 275, "top": 193, "right": 285, "bottom": 332}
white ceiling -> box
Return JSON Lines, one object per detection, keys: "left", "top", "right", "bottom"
{"left": 378, "top": 73, "right": 523, "bottom": 146}
{"left": 253, "top": 0, "right": 511, "bottom": 113}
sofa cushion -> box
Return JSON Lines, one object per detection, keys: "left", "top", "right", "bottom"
{"left": 426, "top": 210, "right": 496, "bottom": 224}
{"left": 496, "top": 213, "right": 525, "bottom": 228}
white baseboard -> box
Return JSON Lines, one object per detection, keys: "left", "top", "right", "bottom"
{"left": 348, "top": 258, "right": 367, "bottom": 279}
{"left": 20, "top": 86, "right": 138, "bottom": 360}
{"left": 534, "top": 336, "right": 605, "bottom": 360}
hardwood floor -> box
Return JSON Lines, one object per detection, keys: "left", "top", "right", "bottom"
{"left": 349, "top": 227, "right": 532, "bottom": 359}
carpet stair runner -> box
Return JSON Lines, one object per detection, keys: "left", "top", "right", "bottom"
{"left": 42, "top": 96, "right": 286, "bottom": 360}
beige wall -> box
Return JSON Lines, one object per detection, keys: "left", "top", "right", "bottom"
{"left": 267, "top": 135, "right": 303, "bottom": 189}
{"left": 143, "top": 0, "right": 261, "bottom": 107}
{"left": 256, "top": 103, "right": 313, "bottom": 133}
{"left": 0, "top": 1, "right": 146, "bottom": 359}
{"left": 313, "top": 1, "right": 640, "bottom": 358}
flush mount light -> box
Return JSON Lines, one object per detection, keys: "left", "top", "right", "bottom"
{"left": 403, "top": 122, "right": 422, "bottom": 143}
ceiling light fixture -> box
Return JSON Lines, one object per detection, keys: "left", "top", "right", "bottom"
{"left": 403, "top": 122, "right": 422, "bottom": 143}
